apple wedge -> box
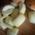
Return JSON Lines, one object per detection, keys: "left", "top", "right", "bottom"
{"left": 11, "top": 8, "right": 19, "bottom": 20}
{"left": 5, "top": 16, "right": 14, "bottom": 27}
{"left": 7, "top": 28, "right": 19, "bottom": 35}
{"left": 13, "top": 14, "right": 26, "bottom": 27}
{"left": 28, "top": 11, "right": 35, "bottom": 24}
{"left": 19, "top": 3, "right": 26, "bottom": 14}
{"left": 2, "top": 5, "right": 15, "bottom": 15}
{"left": 11, "top": 2, "right": 18, "bottom": 7}
{"left": 0, "top": 19, "right": 13, "bottom": 30}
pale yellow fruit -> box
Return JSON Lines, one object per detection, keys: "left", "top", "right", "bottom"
{"left": 28, "top": 11, "right": 35, "bottom": 24}
{"left": 13, "top": 14, "right": 26, "bottom": 27}
{"left": 7, "top": 28, "right": 19, "bottom": 35}
{"left": 1, "top": 22, "right": 13, "bottom": 30}
{"left": 2, "top": 5, "right": 15, "bottom": 15}
{"left": 5, "top": 16, "right": 14, "bottom": 26}
{"left": 11, "top": 2, "right": 18, "bottom": 7}
{"left": 0, "top": 19, "right": 13, "bottom": 30}
{"left": 19, "top": 3, "right": 26, "bottom": 14}
{"left": 0, "top": 19, "right": 7, "bottom": 30}
{"left": 11, "top": 8, "right": 19, "bottom": 20}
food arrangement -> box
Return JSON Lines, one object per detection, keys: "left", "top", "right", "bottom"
{"left": 0, "top": 0, "right": 35, "bottom": 35}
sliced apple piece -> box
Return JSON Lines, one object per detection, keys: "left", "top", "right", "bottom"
{"left": 11, "top": 8, "right": 19, "bottom": 20}
{"left": 19, "top": 3, "right": 26, "bottom": 14}
{"left": 1, "top": 23, "right": 13, "bottom": 30}
{"left": 0, "top": 19, "right": 7, "bottom": 30}
{"left": 0, "top": 19, "right": 13, "bottom": 30}
{"left": 28, "top": 11, "right": 35, "bottom": 24}
{"left": 7, "top": 28, "right": 19, "bottom": 35}
{"left": 13, "top": 14, "right": 26, "bottom": 27}
{"left": 11, "top": 2, "right": 18, "bottom": 7}
{"left": 2, "top": 5, "right": 15, "bottom": 15}
{"left": 2, "top": 5, "right": 15, "bottom": 12}
{"left": 5, "top": 16, "right": 14, "bottom": 26}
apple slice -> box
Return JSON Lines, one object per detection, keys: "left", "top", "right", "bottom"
{"left": 2, "top": 5, "right": 15, "bottom": 15}
{"left": 5, "top": 16, "right": 14, "bottom": 27}
{"left": 11, "top": 8, "right": 19, "bottom": 20}
{"left": 0, "top": 19, "right": 13, "bottom": 30}
{"left": 13, "top": 14, "right": 26, "bottom": 27}
{"left": 19, "top": 3, "right": 26, "bottom": 14}
{"left": 1, "top": 22, "right": 13, "bottom": 30}
{"left": 28, "top": 11, "right": 35, "bottom": 24}
{"left": 7, "top": 28, "right": 19, "bottom": 35}
{"left": 0, "top": 19, "right": 7, "bottom": 30}
{"left": 11, "top": 2, "right": 18, "bottom": 7}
